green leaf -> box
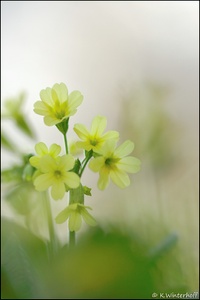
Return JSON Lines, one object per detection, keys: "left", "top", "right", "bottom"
{"left": 1, "top": 132, "right": 17, "bottom": 152}
{"left": 2, "top": 93, "right": 35, "bottom": 139}
{"left": 148, "top": 232, "right": 178, "bottom": 263}
{"left": 1, "top": 218, "right": 47, "bottom": 299}
{"left": 15, "top": 115, "right": 35, "bottom": 139}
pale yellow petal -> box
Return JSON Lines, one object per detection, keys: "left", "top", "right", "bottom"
{"left": 68, "top": 91, "right": 83, "bottom": 111}
{"left": 91, "top": 116, "right": 107, "bottom": 137}
{"left": 39, "top": 155, "right": 56, "bottom": 173}
{"left": 97, "top": 139, "right": 117, "bottom": 156}
{"left": 59, "top": 154, "right": 75, "bottom": 171}
{"left": 29, "top": 156, "right": 40, "bottom": 169}
{"left": 35, "top": 142, "right": 48, "bottom": 156}
{"left": 52, "top": 83, "right": 68, "bottom": 103}
{"left": 98, "top": 167, "right": 110, "bottom": 190}
{"left": 32, "top": 169, "right": 41, "bottom": 181}
{"left": 76, "top": 141, "right": 92, "bottom": 151}
{"left": 102, "top": 130, "right": 119, "bottom": 142}
{"left": 65, "top": 109, "right": 77, "bottom": 117}
{"left": 51, "top": 181, "right": 66, "bottom": 200}
{"left": 110, "top": 169, "right": 130, "bottom": 189}
{"left": 34, "top": 173, "right": 54, "bottom": 191}
{"left": 81, "top": 208, "right": 97, "bottom": 227}
{"left": 63, "top": 172, "right": 80, "bottom": 189}
{"left": 89, "top": 157, "right": 105, "bottom": 172}
{"left": 55, "top": 206, "right": 71, "bottom": 224}
{"left": 33, "top": 101, "right": 49, "bottom": 116}
{"left": 40, "top": 87, "right": 54, "bottom": 105}
{"left": 74, "top": 124, "right": 89, "bottom": 140}
{"left": 117, "top": 157, "right": 141, "bottom": 173}
{"left": 51, "top": 88, "right": 59, "bottom": 104}
{"left": 44, "top": 115, "right": 60, "bottom": 126}
{"left": 49, "top": 144, "right": 61, "bottom": 157}
{"left": 114, "top": 140, "right": 134, "bottom": 158}
{"left": 69, "top": 211, "right": 82, "bottom": 232}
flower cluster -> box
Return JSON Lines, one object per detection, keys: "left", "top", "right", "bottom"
{"left": 30, "top": 82, "right": 141, "bottom": 234}
{"left": 30, "top": 143, "right": 80, "bottom": 200}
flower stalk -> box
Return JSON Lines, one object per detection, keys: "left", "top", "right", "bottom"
{"left": 30, "top": 82, "right": 141, "bottom": 249}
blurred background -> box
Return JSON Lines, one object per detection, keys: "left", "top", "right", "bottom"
{"left": 1, "top": 1, "right": 199, "bottom": 298}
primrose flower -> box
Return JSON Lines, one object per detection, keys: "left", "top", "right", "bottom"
{"left": 29, "top": 142, "right": 61, "bottom": 169}
{"left": 73, "top": 115, "right": 119, "bottom": 152}
{"left": 34, "top": 83, "right": 83, "bottom": 126}
{"left": 55, "top": 203, "right": 97, "bottom": 232}
{"left": 89, "top": 140, "right": 141, "bottom": 190}
{"left": 33, "top": 154, "right": 80, "bottom": 200}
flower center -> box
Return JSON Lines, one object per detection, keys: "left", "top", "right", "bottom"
{"left": 90, "top": 139, "right": 98, "bottom": 146}
{"left": 55, "top": 110, "right": 66, "bottom": 120}
{"left": 105, "top": 157, "right": 119, "bottom": 168}
{"left": 53, "top": 102, "right": 68, "bottom": 120}
{"left": 54, "top": 170, "right": 62, "bottom": 179}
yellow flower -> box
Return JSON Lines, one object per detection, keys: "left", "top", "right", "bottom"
{"left": 73, "top": 116, "right": 119, "bottom": 152}
{"left": 29, "top": 142, "right": 61, "bottom": 169}
{"left": 89, "top": 140, "right": 141, "bottom": 190}
{"left": 33, "top": 154, "right": 80, "bottom": 200}
{"left": 55, "top": 203, "right": 97, "bottom": 232}
{"left": 34, "top": 83, "right": 83, "bottom": 126}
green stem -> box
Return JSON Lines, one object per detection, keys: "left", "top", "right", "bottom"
{"left": 69, "top": 231, "right": 75, "bottom": 247}
{"left": 63, "top": 133, "right": 68, "bottom": 154}
{"left": 44, "top": 192, "right": 57, "bottom": 258}
{"left": 79, "top": 151, "right": 93, "bottom": 177}
{"left": 62, "top": 132, "right": 74, "bottom": 247}
{"left": 69, "top": 189, "right": 76, "bottom": 247}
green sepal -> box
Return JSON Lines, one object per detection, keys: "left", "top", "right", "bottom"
{"left": 92, "top": 151, "right": 102, "bottom": 158}
{"left": 70, "top": 159, "right": 81, "bottom": 175}
{"left": 56, "top": 118, "right": 69, "bottom": 135}
{"left": 64, "top": 184, "right": 70, "bottom": 192}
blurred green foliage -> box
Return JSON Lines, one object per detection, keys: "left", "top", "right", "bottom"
{"left": 119, "top": 82, "right": 180, "bottom": 173}
{"left": 1, "top": 220, "right": 189, "bottom": 299}
{"left": 1, "top": 92, "right": 35, "bottom": 140}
